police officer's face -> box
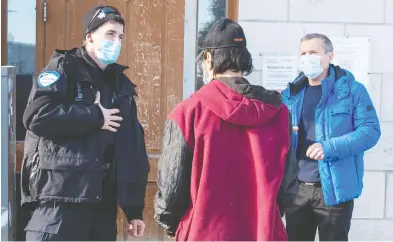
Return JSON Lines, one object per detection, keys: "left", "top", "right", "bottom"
{"left": 88, "top": 21, "right": 124, "bottom": 49}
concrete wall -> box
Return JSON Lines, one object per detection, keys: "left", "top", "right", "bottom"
{"left": 238, "top": 0, "right": 393, "bottom": 240}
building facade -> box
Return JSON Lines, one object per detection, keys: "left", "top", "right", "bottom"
{"left": 1, "top": 0, "right": 392, "bottom": 240}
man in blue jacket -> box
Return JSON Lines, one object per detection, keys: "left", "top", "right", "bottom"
{"left": 281, "top": 33, "right": 381, "bottom": 241}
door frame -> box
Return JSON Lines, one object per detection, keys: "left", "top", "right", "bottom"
{"left": 1, "top": 0, "right": 7, "bottom": 65}
{"left": 182, "top": 0, "right": 198, "bottom": 100}
{"left": 35, "top": 0, "right": 45, "bottom": 76}
{"left": 226, "top": 0, "right": 239, "bottom": 22}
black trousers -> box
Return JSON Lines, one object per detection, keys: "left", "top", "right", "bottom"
{"left": 25, "top": 198, "right": 118, "bottom": 241}
{"left": 286, "top": 183, "right": 354, "bottom": 241}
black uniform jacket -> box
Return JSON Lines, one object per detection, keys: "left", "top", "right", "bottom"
{"left": 21, "top": 47, "right": 150, "bottom": 221}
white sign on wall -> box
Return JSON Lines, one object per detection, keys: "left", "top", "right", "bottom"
{"left": 261, "top": 55, "right": 299, "bottom": 91}
{"left": 330, "top": 36, "right": 370, "bottom": 86}
{"left": 256, "top": 37, "right": 370, "bottom": 91}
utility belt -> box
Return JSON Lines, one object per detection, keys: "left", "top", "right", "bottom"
{"left": 299, "top": 180, "right": 322, "bottom": 187}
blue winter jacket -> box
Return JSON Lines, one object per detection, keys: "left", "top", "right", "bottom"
{"left": 281, "top": 65, "right": 381, "bottom": 206}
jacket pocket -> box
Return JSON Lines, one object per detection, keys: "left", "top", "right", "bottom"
{"left": 21, "top": 149, "right": 41, "bottom": 201}
{"left": 72, "top": 81, "right": 96, "bottom": 105}
{"left": 354, "top": 155, "right": 363, "bottom": 188}
{"left": 38, "top": 138, "right": 97, "bottom": 171}
{"left": 329, "top": 105, "right": 353, "bottom": 137}
{"left": 25, "top": 202, "right": 63, "bottom": 235}
{"left": 78, "top": 86, "right": 95, "bottom": 105}
{"left": 329, "top": 156, "right": 358, "bottom": 201}
{"left": 29, "top": 152, "right": 41, "bottom": 194}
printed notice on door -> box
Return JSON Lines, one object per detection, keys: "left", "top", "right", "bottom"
{"left": 330, "top": 37, "right": 370, "bottom": 86}
{"left": 262, "top": 55, "right": 298, "bottom": 92}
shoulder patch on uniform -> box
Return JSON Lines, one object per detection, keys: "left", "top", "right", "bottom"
{"left": 37, "top": 71, "right": 60, "bottom": 87}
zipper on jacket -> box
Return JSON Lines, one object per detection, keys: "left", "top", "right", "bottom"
{"left": 292, "top": 89, "right": 305, "bottom": 153}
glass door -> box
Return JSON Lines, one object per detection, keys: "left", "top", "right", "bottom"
{"left": 196, "top": 0, "right": 227, "bottom": 90}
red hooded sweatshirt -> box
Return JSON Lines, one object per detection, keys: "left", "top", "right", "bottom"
{"left": 154, "top": 78, "right": 296, "bottom": 241}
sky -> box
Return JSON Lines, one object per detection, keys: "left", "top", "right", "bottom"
{"left": 198, "top": 0, "right": 213, "bottom": 28}
{"left": 7, "top": 0, "right": 36, "bottom": 44}
{"left": 6, "top": 0, "right": 213, "bottom": 45}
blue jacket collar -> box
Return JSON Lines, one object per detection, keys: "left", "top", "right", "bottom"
{"left": 285, "top": 64, "right": 347, "bottom": 98}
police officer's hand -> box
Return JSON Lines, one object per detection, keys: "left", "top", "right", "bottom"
{"left": 95, "top": 91, "right": 123, "bottom": 132}
{"left": 127, "top": 219, "right": 145, "bottom": 237}
{"left": 168, "top": 235, "right": 175, "bottom": 240}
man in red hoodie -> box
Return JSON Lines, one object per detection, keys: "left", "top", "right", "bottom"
{"left": 154, "top": 18, "right": 299, "bottom": 241}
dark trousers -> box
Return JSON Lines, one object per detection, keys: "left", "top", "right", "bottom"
{"left": 25, "top": 198, "right": 118, "bottom": 241}
{"left": 285, "top": 183, "right": 354, "bottom": 241}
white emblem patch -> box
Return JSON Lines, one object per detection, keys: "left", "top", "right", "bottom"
{"left": 98, "top": 12, "right": 106, "bottom": 19}
{"left": 37, "top": 71, "right": 60, "bottom": 87}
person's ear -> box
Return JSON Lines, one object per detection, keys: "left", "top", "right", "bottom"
{"left": 328, "top": 52, "right": 334, "bottom": 63}
{"left": 205, "top": 52, "right": 212, "bottom": 70}
{"left": 86, "top": 32, "right": 95, "bottom": 44}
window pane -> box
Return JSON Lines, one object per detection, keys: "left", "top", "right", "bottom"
{"left": 7, "top": 0, "right": 36, "bottom": 75}
{"left": 7, "top": 0, "right": 36, "bottom": 141}
{"left": 196, "top": 0, "right": 226, "bottom": 90}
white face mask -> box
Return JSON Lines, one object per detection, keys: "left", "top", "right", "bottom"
{"left": 299, "top": 54, "right": 328, "bottom": 79}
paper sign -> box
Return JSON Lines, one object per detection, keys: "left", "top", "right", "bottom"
{"left": 330, "top": 36, "right": 370, "bottom": 86}
{"left": 262, "top": 55, "right": 299, "bottom": 91}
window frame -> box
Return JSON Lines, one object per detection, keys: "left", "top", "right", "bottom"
{"left": 182, "top": 0, "right": 239, "bottom": 99}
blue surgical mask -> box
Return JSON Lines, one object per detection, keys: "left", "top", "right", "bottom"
{"left": 96, "top": 39, "right": 121, "bottom": 65}
{"left": 299, "top": 54, "right": 328, "bottom": 79}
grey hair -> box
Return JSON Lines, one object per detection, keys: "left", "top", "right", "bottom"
{"left": 301, "top": 33, "right": 334, "bottom": 53}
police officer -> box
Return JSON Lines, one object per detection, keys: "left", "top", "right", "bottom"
{"left": 20, "top": 6, "right": 150, "bottom": 241}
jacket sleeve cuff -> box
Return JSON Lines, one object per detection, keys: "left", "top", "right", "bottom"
{"left": 122, "top": 206, "right": 144, "bottom": 222}
{"left": 321, "top": 140, "right": 334, "bottom": 161}
{"left": 89, "top": 104, "right": 105, "bottom": 129}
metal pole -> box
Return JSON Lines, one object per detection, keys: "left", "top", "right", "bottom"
{"left": 182, "top": 0, "right": 198, "bottom": 100}
{"left": 1, "top": 66, "right": 16, "bottom": 241}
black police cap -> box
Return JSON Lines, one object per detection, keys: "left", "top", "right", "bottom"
{"left": 83, "top": 6, "right": 123, "bottom": 36}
